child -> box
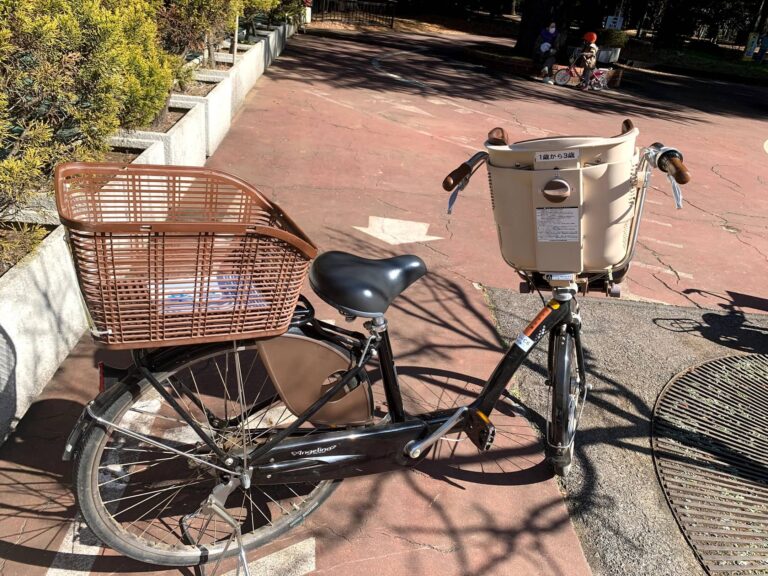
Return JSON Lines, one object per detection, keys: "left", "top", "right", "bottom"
{"left": 579, "top": 32, "right": 599, "bottom": 90}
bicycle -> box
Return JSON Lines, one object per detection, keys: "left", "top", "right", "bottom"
{"left": 553, "top": 51, "right": 609, "bottom": 90}
{"left": 55, "top": 119, "right": 690, "bottom": 570}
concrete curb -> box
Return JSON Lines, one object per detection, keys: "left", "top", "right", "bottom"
{"left": 174, "top": 72, "right": 234, "bottom": 156}
{"left": 108, "top": 136, "right": 165, "bottom": 165}
{"left": 118, "top": 98, "right": 206, "bottom": 166}
{"left": 0, "top": 226, "right": 89, "bottom": 442}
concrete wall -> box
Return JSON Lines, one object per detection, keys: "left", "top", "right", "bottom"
{"left": 0, "top": 226, "right": 89, "bottom": 442}
{"left": 108, "top": 137, "right": 165, "bottom": 165}
{"left": 173, "top": 72, "right": 233, "bottom": 157}
{"left": 117, "top": 99, "right": 206, "bottom": 166}
{"left": 216, "top": 43, "right": 262, "bottom": 115}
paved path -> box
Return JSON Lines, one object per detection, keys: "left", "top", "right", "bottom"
{"left": 207, "top": 29, "right": 595, "bottom": 576}
{"left": 1, "top": 26, "right": 765, "bottom": 576}
{"left": 222, "top": 29, "right": 767, "bottom": 314}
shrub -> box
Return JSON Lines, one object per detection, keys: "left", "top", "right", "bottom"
{"left": 245, "top": 0, "right": 281, "bottom": 15}
{"left": 107, "top": 0, "right": 175, "bottom": 129}
{"left": 0, "top": 223, "right": 47, "bottom": 275}
{"left": 158, "top": 0, "right": 244, "bottom": 62}
{"left": 266, "top": 0, "right": 306, "bottom": 25}
{"left": 0, "top": 0, "right": 172, "bottom": 263}
{"left": 599, "top": 29, "right": 628, "bottom": 48}
{"left": 0, "top": 0, "right": 125, "bottom": 214}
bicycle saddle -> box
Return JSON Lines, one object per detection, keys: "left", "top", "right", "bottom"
{"left": 309, "top": 251, "right": 427, "bottom": 318}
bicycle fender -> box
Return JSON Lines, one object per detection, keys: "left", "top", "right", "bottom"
{"left": 62, "top": 376, "right": 138, "bottom": 461}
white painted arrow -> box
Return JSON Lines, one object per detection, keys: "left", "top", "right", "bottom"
{"left": 353, "top": 216, "right": 442, "bottom": 245}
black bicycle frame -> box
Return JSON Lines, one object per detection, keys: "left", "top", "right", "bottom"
{"left": 241, "top": 297, "right": 575, "bottom": 484}
{"left": 79, "top": 296, "right": 577, "bottom": 483}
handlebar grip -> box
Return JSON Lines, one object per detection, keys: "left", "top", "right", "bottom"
{"left": 658, "top": 151, "right": 691, "bottom": 185}
{"left": 443, "top": 163, "right": 471, "bottom": 191}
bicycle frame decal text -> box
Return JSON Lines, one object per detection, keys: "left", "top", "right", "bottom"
{"left": 515, "top": 333, "right": 534, "bottom": 352}
{"left": 291, "top": 445, "right": 338, "bottom": 457}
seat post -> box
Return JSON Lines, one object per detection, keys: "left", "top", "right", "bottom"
{"left": 372, "top": 317, "right": 406, "bottom": 423}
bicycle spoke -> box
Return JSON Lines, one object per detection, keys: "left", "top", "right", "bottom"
{"left": 232, "top": 345, "right": 249, "bottom": 470}
{"left": 187, "top": 367, "right": 216, "bottom": 438}
{"left": 127, "top": 408, "right": 187, "bottom": 426}
{"left": 131, "top": 484, "right": 188, "bottom": 537}
{"left": 104, "top": 478, "right": 208, "bottom": 508}
{"left": 81, "top": 342, "right": 346, "bottom": 563}
{"left": 243, "top": 490, "right": 274, "bottom": 526}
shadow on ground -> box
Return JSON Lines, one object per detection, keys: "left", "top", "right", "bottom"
{"left": 275, "top": 31, "right": 768, "bottom": 123}
{"left": 485, "top": 287, "right": 768, "bottom": 576}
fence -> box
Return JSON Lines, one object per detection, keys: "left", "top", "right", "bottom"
{"left": 312, "top": 0, "right": 396, "bottom": 28}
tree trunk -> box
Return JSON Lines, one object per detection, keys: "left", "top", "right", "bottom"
{"left": 230, "top": 15, "right": 239, "bottom": 65}
{"left": 205, "top": 32, "right": 217, "bottom": 68}
{"left": 755, "top": 0, "right": 768, "bottom": 33}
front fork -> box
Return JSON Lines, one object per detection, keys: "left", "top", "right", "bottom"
{"left": 545, "top": 295, "right": 589, "bottom": 450}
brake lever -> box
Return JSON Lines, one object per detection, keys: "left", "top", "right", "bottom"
{"left": 667, "top": 173, "right": 683, "bottom": 209}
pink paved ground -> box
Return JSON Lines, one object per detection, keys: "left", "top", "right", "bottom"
{"left": 210, "top": 31, "right": 767, "bottom": 314}
{"left": 2, "top": 26, "right": 766, "bottom": 576}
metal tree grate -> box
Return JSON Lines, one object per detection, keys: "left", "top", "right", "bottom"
{"left": 652, "top": 354, "right": 768, "bottom": 576}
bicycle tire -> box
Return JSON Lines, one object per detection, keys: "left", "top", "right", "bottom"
{"left": 554, "top": 69, "right": 572, "bottom": 86}
{"left": 75, "top": 340, "right": 367, "bottom": 566}
{"left": 547, "top": 329, "right": 578, "bottom": 476}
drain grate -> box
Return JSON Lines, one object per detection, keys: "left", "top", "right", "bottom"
{"left": 652, "top": 354, "right": 768, "bottom": 575}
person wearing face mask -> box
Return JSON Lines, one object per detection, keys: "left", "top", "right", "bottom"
{"left": 533, "top": 21, "right": 560, "bottom": 84}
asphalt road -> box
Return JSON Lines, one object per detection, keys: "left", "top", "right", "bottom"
{"left": 485, "top": 288, "right": 768, "bottom": 576}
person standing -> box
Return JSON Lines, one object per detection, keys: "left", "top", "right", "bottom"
{"left": 758, "top": 33, "right": 768, "bottom": 64}
{"left": 534, "top": 22, "right": 560, "bottom": 84}
{"left": 579, "top": 32, "right": 599, "bottom": 90}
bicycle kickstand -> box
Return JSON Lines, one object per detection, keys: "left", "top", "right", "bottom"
{"left": 188, "top": 478, "right": 252, "bottom": 576}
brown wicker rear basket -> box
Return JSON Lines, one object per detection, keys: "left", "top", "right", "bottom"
{"left": 55, "top": 163, "right": 317, "bottom": 349}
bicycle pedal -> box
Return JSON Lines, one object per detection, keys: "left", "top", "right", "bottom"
{"left": 467, "top": 410, "right": 496, "bottom": 452}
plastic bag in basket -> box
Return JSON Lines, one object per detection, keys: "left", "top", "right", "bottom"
{"left": 154, "top": 275, "right": 267, "bottom": 313}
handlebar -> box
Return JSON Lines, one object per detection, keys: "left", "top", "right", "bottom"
{"left": 649, "top": 143, "right": 690, "bottom": 185}
{"left": 443, "top": 151, "right": 489, "bottom": 214}
{"left": 442, "top": 151, "right": 489, "bottom": 192}
{"left": 442, "top": 163, "right": 471, "bottom": 192}
{"left": 658, "top": 152, "right": 691, "bottom": 185}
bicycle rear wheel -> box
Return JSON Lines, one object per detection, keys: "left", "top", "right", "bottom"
{"left": 75, "top": 340, "right": 365, "bottom": 566}
{"left": 547, "top": 327, "right": 580, "bottom": 476}
{"left": 554, "top": 69, "right": 573, "bottom": 86}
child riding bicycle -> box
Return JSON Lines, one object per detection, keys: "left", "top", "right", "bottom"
{"left": 578, "top": 32, "right": 599, "bottom": 90}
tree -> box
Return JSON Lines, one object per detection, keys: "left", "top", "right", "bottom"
{"left": 157, "top": 0, "right": 245, "bottom": 65}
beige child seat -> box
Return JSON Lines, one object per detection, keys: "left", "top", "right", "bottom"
{"left": 486, "top": 121, "right": 640, "bottom": 280}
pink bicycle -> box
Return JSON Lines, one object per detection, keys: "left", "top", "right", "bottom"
{"left": 554, "top": 52, "right": 609, "bottom": 90}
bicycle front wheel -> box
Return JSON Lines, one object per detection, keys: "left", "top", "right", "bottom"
{"left": 75, "top": 341, "right": 360, "bottom": 566}
{"left": 554, "top": 69, "right": 573, "bottom": 86}
{"left": 547, "top": 328, "right": 579, "bottom": 476}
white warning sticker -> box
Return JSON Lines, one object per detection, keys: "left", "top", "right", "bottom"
{"left": 515, "top": 333, "right": 534, "bottom": 352}
{"left": 536, "top": 207, "right": 580, "bottom": 242}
